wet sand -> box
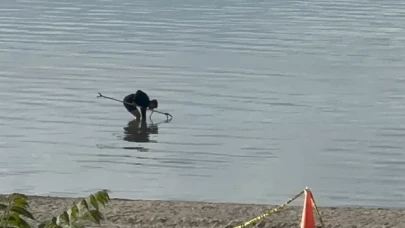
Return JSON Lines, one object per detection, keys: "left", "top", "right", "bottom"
{"left": 1, "top": 194, "right": 405, "bottom": 228}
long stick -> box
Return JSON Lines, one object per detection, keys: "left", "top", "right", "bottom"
{"left": 97, "top": 93, "right": 127, "bottom": 104}
{"left": 97, "top": 92, "right": 173, "bottom": 121}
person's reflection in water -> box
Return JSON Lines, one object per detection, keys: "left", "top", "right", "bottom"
{"left": 123, "top": 119, "right": 159, "bottom": 143}
{"left": 123, "top": 119, "right": 150, "bottom": 143}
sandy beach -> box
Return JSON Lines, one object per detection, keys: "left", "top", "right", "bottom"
{"left": 2, "top": 193, "right": 405, "bottom": 228}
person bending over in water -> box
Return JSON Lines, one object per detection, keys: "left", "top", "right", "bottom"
{"left": 123, "top": 90, "right": 158, "bottom": 121}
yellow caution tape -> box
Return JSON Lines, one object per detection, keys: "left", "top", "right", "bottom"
{"left": 310, "top": 192, "right": 325, "bottom": 228}
{"left": 232, "top": 187, "right": 325, "bottom": 228}
{"left": 232, "top": 190, "right": 305, "bottom": 228}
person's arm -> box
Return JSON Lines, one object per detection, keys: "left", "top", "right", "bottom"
{"left": 140, "top": 107, "right": 147, "bottom": 121}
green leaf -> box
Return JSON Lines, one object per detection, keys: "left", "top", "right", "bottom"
{"left": 18, "top": 218, "right": 30, "bottom": 228}
{"left": 5, "top": 214, "right": 30, "bottom": 228}
{"left": 0, "top": 204, "right": 7, "bottom": 210}
{"left": 7, "top": 194, "right": 28, "bottom": 206}
{"left": 9, "top": 213, "right": 20, "bottom": 225}
{"left": 36, "top": 190, "right": 110, "bottom": 228}
{"left": 7, "top": 193, "right": 27, "bottom": 201}
{"left": 67, "top": 205, "right": 79, "bottom": 219}
{"left": 10, "top": 206, "right": 35, "bottom": 221}
{"left": 38, "top": 220, "right": 63, "bottom": 228}
{"left": 89, "top": 195, "right": 99, "bottom": 211}
{"left": 38, "top": 220, "right": 55, "bottom": 228}
{"left": 38, "top": 222, "right": 46, "bottom": 228}
{"left": 69, "top": 221, "right": 86, "bottom": 228}
{"left": 59, "top": 211, "right": 70, "bottom": 225}
{"left": 79, "top": 200, "right": 89, "bottom": 212}
{"left": 5, "top": 216, "right": 20, "bottom": 228}
{"left": 9, "top": 195, "right": 29, "bottom": 208}
{"left": 51, "top": 217, "right": 57, "bottom": 225}
{"left": 95, "top": 191, "right": 110, "bottom": 207}
{"left": 12, "top": 198, "right": 29, "bottom": 209}
{"left": 81, "top": 210, "right": 104, "bottom": 225}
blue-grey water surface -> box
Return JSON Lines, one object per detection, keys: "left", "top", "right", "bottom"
{"left": 1, "top": 0, "right": 405, "bottom": 207}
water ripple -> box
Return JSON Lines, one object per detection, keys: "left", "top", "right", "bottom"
{"left": 1, "top": 0, "right": 405, "bottom": 207}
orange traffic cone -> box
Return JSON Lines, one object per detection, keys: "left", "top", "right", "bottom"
{"left": 300, "top": 187, "right": 315, "bottom": 228}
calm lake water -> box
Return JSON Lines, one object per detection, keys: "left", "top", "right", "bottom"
{"left": 1, "top": 0, "right": 405, "bottom": 208}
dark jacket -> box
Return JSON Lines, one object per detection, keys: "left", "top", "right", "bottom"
{"left": 133, "top": 90, "right": 150, "bottom": 108}
{"left": 127, "top": 90, "right": 150, "bottom": 119}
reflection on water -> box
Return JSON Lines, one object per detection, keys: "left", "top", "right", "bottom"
{"left": 122, "top": 119, "right": 161, "bottom": 143}
{"left": 96, "top": 144, "right": 148, "bottom": 152}
{"left": 96, "top": 117, "right": 170, "bottom": 151}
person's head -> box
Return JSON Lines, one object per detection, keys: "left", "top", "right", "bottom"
{"left": 149, "top": 99, "right": 158, "bottom": 110}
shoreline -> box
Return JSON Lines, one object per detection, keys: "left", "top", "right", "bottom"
{"left": 2, "top": 193, "right": 405, "bottom": 228}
